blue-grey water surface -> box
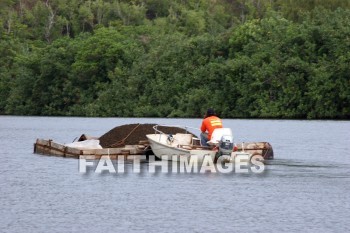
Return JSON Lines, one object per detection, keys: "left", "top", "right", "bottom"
{"left": 0, "top": 116, "right": 349, "bottom": 233}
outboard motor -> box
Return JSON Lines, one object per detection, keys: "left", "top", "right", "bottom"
{"left": 209, "top": 128, "right": 234, "bottom": 162}
{"left": 218, "top": 135, "right": 234, "bottom": 156}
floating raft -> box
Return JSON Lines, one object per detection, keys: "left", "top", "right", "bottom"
{"left": 33, "top": 139, "right": 273, "bottom": 160}
{"left": 33, "top": 138, "right": 150, "bottom": 160}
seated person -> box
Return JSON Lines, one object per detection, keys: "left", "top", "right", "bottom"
{"left": 200, "top": 108, "right": 223, "bottom": 146}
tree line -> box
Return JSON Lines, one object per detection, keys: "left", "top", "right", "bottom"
{"left": 0, "top": 0, "right": 349, "bottom": 119}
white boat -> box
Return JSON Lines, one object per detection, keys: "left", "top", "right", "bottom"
{"left": 146, "top": 132, "right": 217, "bottom": 162}
{"left": 146, "top": 125, "right": 250, "bottom": 163}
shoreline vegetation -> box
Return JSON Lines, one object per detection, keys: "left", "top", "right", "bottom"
{"left": 1, "top": 0, "right": 349, "bottom": 119}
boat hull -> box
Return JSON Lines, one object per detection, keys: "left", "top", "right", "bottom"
{"left": 146, "top": 134, "right": 216, "bottom": 162}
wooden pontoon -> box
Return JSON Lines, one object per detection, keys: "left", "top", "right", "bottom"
{"left": 33, "top": 138, "right": 150, "bottom": 160}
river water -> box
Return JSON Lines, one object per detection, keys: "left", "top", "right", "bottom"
{"left": 0, "top": 116, "right": 349, "bottom": 232}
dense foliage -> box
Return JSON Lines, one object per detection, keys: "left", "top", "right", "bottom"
{"left": 1, "top": 0, "right": 349, "bottom": 119}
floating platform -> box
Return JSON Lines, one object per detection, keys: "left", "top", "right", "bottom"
{"left": 33, "top": 139, "right": 150, "bottom": 160}
{"left": 33, "top": 139, "right": 273, "bottom": 160}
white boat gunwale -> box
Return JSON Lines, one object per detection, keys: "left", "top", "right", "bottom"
{"left": 146, "top": 134, "right": 191, "bottom": 154}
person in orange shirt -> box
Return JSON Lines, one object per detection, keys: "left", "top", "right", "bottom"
{"left": 200, "top": 108, "right": 223, "bottom": 146}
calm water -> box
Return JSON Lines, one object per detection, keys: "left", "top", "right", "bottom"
{"left": 0, "top": 116, "right": 349, "bottom": 233}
